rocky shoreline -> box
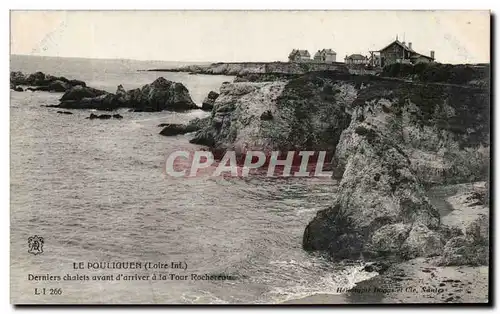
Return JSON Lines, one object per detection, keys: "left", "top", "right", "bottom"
{"left": 12, "top": 64, "right": 490, "bottom": 303}
{"left": 285, "top": 182, "right": 489, "bottom": 304}
{"left": 177, "top": 63, "right": 489, "bottom": 303}
{"left": 146, "top": 61, "right": 350, "bottom": 76}
{"left": 11, "top": 71, "right": 199, "bottom": 112}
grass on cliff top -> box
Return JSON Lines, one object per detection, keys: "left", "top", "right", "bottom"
{"left": 381, "top": 63, "right": 490, "bottom": 86}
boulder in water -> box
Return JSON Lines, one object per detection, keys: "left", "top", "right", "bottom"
{"left": 159, "top": 124, "right": 197, "bottom": 136}
{"left": 132, "top": 77, "right": 198, "bottom": 111}
{"left": 60, "top": 85, "right": 108, "bottom": 102}
{"left": 86, "top": 113, "right": 113, "bottom": 120}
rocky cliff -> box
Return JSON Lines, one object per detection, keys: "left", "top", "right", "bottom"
{"left": 190, "top": 69, "right": 490, "bottom": 264}
{"left": 190, "top": 72, "right": 353, "bottom": 155}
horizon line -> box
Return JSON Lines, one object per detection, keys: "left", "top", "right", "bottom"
{"left": 9, "top": 53, "right": 490, "bottom": 66}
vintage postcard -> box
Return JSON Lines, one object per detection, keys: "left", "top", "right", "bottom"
{"left": 10, "top": 10, "right": 490, "bottom": 304}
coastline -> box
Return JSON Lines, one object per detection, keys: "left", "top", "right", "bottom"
{"left": 285, "top": 182, "right": 489, "bottom": 304}
{"left": 11, "top": 64, "right": 490, "bottom": 304}
{"left": 284, "top": 258, "right": 488, "bottom": 304}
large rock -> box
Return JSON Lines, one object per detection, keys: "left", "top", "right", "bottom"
{"left": 201, "top": 91, "right": 219, "bottom": 111}
{"left": 26, "top": 71, "right": 47, "bottom": 86}
{"left": 365, "top": 223, "right": 412, "bottom": 254}
{"left": 300, "top": 69, "right": 489, "bottom": 261}
{"left": 438, "top": 234, "right": 488, "bottom": 266}
{"left": 10, "top": 71, "right": 86, "bottom": 93}
{"left": 131, "top": 77, "right": 197, "bottom": 111}
{"left": 303, "top": 93, "right": 441, "bottom": 259}
{"left": 60, "top": 78, "right": 197, "bottom": 112}
{"left": 60, "top": 85, "right": 108, "bottom": 102}
{"left": 159, "top": 118, "right": 209, "bottom": 136}
{"left": 400, "top": 224, "right": 444, "bottom": 258}
{"left": 465, "top": 214, "right": 488, "bottom": 245}
{"left": 159, "top": 124, "right": 197, "bottom": 136}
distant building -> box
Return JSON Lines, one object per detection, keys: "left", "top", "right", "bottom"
{"left": 313, "top": 49, "right": 337, "bottom": 63}
{"left": 344, "top": 54, "right": 369, "bottom": 65}
{"left": 288, "top": 49, "right": 311, "bottom": 62}
{"left": 370, "top": 37, "right": 435, "bottom": 67}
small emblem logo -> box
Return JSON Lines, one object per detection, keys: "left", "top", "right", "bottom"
{"left": 28, "top": 235, "right": 44, "bottom": 255}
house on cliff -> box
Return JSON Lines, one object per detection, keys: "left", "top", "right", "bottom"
{"left": 313, "top": 49, "right": 337, "bottom": 63}
{"left": 344, "top": 54, "right": 369, "bottom": 65}
{"left": 288, "top": 49, "right": 311, "bottom": 62}
{"left": 370, "top": 37, "right": 435, "bottom": 67}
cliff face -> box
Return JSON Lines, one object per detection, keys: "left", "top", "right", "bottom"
{"left": 190, "top": 70, "right": 489, "bottom": 262}
{"left": 190, "top": 72, "right": 353, "bottom": 155}
{"left": 303, "top": 76, "right": 489, "bottom": 260}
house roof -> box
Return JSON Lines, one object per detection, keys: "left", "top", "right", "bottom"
{"left": 321, "top": 49, "right": 337, "bottom": 54}
{"left": 314, "top": 49, "right": 337, "bottom": 57}
{"left": 378, "top": 40, "right": 415, "bottom": 53}
{"left": 289, "top": 49, "right": 310, "bottom": 57}
{"left": 377, "top": 39, "right": 434, "bottom": 60}
{"left": 346, "top": 54, "right": 367, "bottom": 60}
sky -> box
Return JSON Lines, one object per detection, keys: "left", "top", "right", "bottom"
{"left": 10, "top": 10, "right": 490, "bottom": 64}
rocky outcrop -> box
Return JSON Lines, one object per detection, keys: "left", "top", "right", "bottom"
{"left": 302, "top": 118, "right": 441, "bottom": 259}
{"left": 60, "top": 85, "right": 108, "bottom": 102}
{"left": 159, "top": 124, "right": 197, "bottom": 136}
{"left": 201, "top": 91, "right": 219, "bottom": 111}
{"left": 186, "top": 69, "right": 489, "bottom": 262}
{"left": 190, "top": 72, "right": 352, "bottom": 155}
{"left": 59, "top": 77, "right": 197, "bottom": 112}
{"left": 10, "top": 71, "right": 86, "bottom": 92}
{"left": 11, "top": 71, "right": 197, "bottom": 112}
{"left": 302, "top": 72, "right": 489, "bottom": 261}
{"left": 159, "top": 117, "right": 209, "bottom": 136}
{"left": 434, "top": 182, "right": 489, "bottom": 266}
{"left": 191, "top": 70, "right": 488, "bottom": 180}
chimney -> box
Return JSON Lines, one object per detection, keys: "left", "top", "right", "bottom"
{"left": 430, "top": 50, "right": 435, "bottom": 59}
{"left": 408, "top": 42, "right": 412, "bottom": 50}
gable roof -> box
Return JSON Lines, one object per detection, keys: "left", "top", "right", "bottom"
{"left": 379, "top": 39, "right": 415, "bottom": 53}
{"left": 314, "top": 49, "right": 337, "bottom": 58}
{"left": 320, "top": 49, "right": 337, "bottom": 54}
{"left": 289, "top": 49, "right": 311, "bottom": 58}
{"left": 378, "top": 39, "right": 434, "bottom": 60}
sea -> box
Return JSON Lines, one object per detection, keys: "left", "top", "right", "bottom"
{"left": 10, "top": 55, "right": 376, "bottom": 304}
